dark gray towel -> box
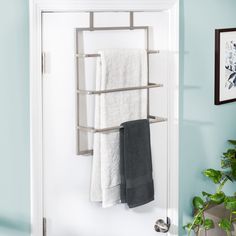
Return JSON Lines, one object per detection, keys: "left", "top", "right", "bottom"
{"left": 120, "top": 119, "right": 154, "bottom": 208}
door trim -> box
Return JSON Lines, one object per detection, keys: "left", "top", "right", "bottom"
{"left": 30, "top": 1, "right": 179, "bottom": 235}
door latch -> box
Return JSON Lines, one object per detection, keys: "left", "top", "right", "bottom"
{"left": 154, "top": 217, "right": 171, "bottom": 233}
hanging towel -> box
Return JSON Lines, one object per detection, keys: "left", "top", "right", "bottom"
{"left": 120, "top": 119, "right": 154, "bottom": 208}
{"left": 90, "top": 49, "right": 148, "bottom": 207}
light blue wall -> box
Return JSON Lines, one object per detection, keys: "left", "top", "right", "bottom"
{"left": 0, "top": 0, "right": 30, "bottom": 235}
{"left": 180, "top": 0, "right": 236, "bottom": 235}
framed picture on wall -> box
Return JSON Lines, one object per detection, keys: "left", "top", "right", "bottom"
{"left": 215, "top": 28, "right": 236, "bottom": 105}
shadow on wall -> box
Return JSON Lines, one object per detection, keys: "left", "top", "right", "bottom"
{"left": 0, "top": 216, "right": 30, "bottom": 233}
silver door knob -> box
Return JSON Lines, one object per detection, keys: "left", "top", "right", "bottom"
{"left": 154, "top": 217, "right": 170, "bottom": 233}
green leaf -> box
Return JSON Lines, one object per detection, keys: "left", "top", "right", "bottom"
{"left": 224, "top": 197, "right": 236, "bottom": 211}
{"left": 204, "top": 169, "right": 222, "bottom": 184}
{"left": 221, "top": 160, "right": 231, "bottom": 169}
{"left": 202, "top": 191, "right": 212, "bottom": 198}
{"left": 210, "top": 192, "right": 225, "bottom": 204}
{"left": 228, "top": 140, "right": 236, "bottom": 146}
{"left": 222, "top": 149, "right": 236, "bottom": 160}
{"left": 204, "top": 219, "right": 214, "bottom": 230}
{"left": 183, "top": 223, "right": 192, "bottom": 230}
{"left": 193, "top": 196, "right": 204, "bottom": 209}
{"left": 218, "top": 218, "right": 231, "bottom": 231}
{"left": 232, "top": 169, "right": 236, "bottom": 179}
{"left": 225, "top": 149, "right": 236, "bottom": 154}
{"left": 194, "top": 215, "right": 203, "bottom": 226}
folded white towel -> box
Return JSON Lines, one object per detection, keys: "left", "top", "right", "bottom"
{"left": 90, "top": 48, "right": 148, "bottom": 207}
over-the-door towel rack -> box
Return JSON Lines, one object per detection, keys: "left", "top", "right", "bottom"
{"left": 76, "top": 12, "right": 167, "bottom": 156}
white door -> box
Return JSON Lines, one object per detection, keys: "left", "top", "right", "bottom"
{"left": 42, "top": 11, "right": 174, "bottom": 236}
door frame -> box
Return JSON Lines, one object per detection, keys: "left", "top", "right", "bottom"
{"left": 30, "top": 1, "right": 179, "bottom": 235}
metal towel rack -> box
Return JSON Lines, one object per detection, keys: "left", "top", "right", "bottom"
{"left": 76, "top": 11, "right": 167, "bottom": 156}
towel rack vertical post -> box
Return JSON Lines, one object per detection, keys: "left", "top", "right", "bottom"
{"left": 76, "top": 27, "right": 80, "bottom": 155}
{"left": 130, "top": 11, "right": 134, "bottom": 29}
{"left": 146, "top": 25, "right": 150, "bottom": 119}
{"left": 89, "top": 12, "right": 94, "bottom": 30}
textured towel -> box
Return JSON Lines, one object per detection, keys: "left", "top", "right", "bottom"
{"left": 120, "top": 119, "right": 154, "bottom": 208}
{"left": 90, "top": 49, "right": 147, "bottom": 207}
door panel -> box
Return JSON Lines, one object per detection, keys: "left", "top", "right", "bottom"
{"left": 42, "top": 12, "right": 169, "bottom": 236}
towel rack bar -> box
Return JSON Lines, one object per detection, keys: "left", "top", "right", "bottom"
{"left": 76, "top": 50, "right": 160, "bottom": 58}
{"left": 77, "top": 26, "right": 149, "bottom": 32}
{"left": 78, "top": 149, "right": 94, "bottom": 156}
{"left": 77, "top": 116, "right": 167, "bottom": 133}
{"left": 77, "top": 83, "right": 163, "bottom": 95}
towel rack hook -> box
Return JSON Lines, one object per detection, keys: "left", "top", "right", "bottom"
{"left": 130, "top": 11, "right": 134, "bottom": 29}
{"left": 89, "top": 12, "right": 94, "bottom": 31}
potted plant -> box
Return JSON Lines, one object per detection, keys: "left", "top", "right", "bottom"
{"left": 184, "top": 140, "right": 236, "bottom": 236}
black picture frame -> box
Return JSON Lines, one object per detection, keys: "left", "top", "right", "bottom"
{"left": 215, "top": 28, "right": 236, "bottom": 105}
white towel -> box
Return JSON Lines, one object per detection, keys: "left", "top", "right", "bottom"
{"left": 90, "top": 48, "right": 148, "bottom": 207}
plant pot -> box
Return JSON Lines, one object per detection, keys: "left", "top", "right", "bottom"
{"left": 197, "top": 203, "right": 236, "bottom": 236}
